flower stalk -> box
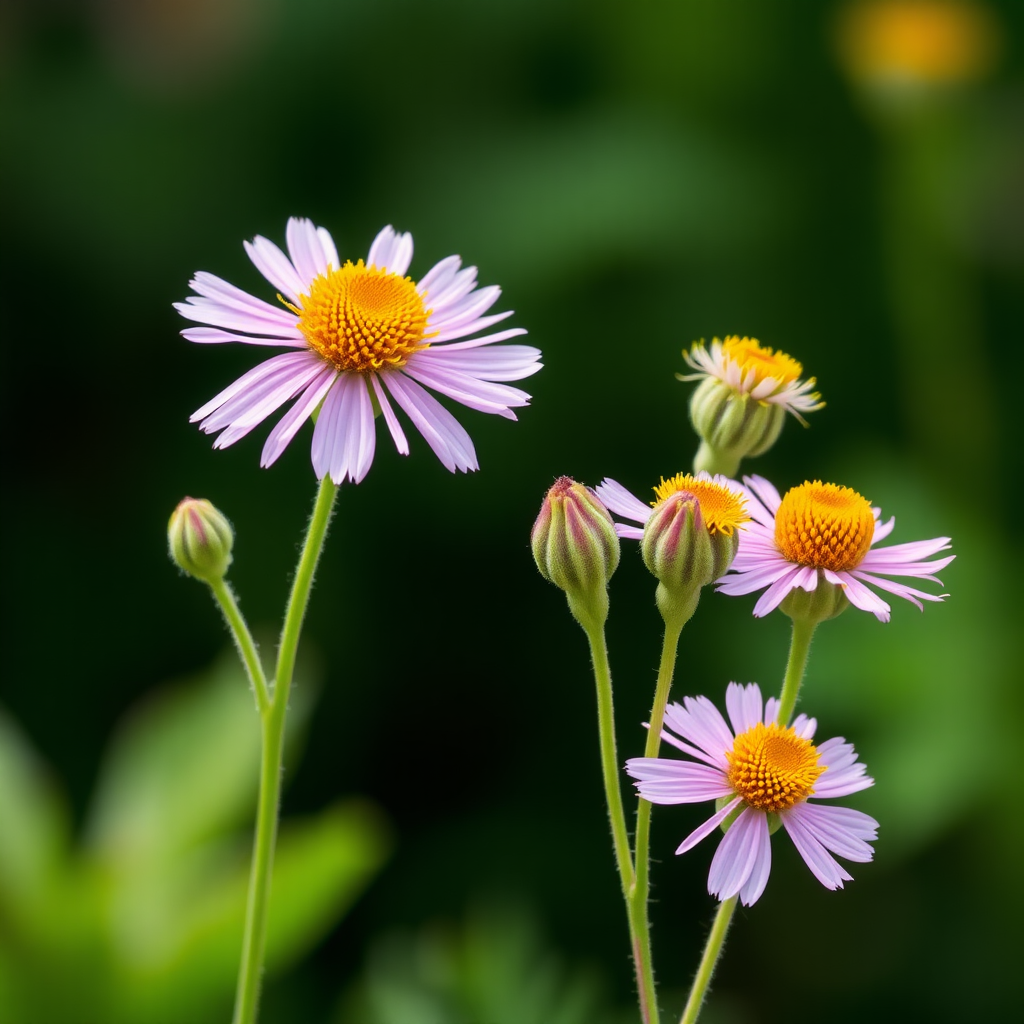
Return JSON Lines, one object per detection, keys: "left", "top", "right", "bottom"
{"left": 232, "top": 476, "right": 338, "bottom": 1024}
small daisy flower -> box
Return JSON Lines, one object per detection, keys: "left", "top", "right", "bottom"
{"left": 595, "top": 472, "right": 749, "bottom": 542}
{"left": 626, "top": 682, "right": 877, "bottom": 906}
{"left": 679, "top": 336, "right": 824, "bottom": 476}
{"left": 176, "top": 219, "right": 542, "bottom": 484}
{"left": 679, "top": 336, "right": 824, "bottom": 424}
{"left": 718, "top": 475, "right": 954, "bottom": 622}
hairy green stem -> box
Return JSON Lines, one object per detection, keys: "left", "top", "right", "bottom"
{"left": 775, "top": 617, "right": 816, "bottom": 726}
{"left": 582, "top": 623, "right": 658, "bottom": 1022}
{"left": 210, "top": 578, "right": 270, "bottom": 715}
{"left": 233, "top": 477, "right": 338, "bottom": 1024}
{"left": 679, "top": 896, "right": 737, "bottom": 1024}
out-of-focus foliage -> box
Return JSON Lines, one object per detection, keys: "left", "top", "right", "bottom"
{"left": 0, "top": 655, "right": 390, "bottom": 1024}
{"left": 335, "top": 900, "right": 611, "bottom": 1024}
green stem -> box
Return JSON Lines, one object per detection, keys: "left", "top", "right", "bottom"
{"left": 582, "top": 624, "right": 657, "bottom": 1023}
{"left": 693, "top": 441, "right": 740, "bottom": 478}
{"left": 679, "top": 896, "right": 737, "bottom": 1024}
{"left": 583, "top": 624, "right": 635, "bottom": 892}
{"left": 210, "top": 578, "right": 270, "bottom": 715}
{"left": 232, "top": 477, "right": 339, "bottom": 1024}
{"left": 775, "top": 618, "right": 817, "bottom": 726}
{"left": 629, "top": 617, "right": 685, "bottom": 1024}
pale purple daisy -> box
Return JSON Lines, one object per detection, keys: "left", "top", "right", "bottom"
{"left": 176, "top": 219, "right": 542, "bottom": 484}
{"left": 717, "top": 476, "right": 954, "bottom": 622}
{"left": 627, "top": 682, "right": 877, "bottom": 906}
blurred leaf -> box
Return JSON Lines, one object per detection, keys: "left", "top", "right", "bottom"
{"left": 85, "top": 650, "right": 312, "bottom": 868}
{"left": 336, "top": 900, "right": 608, "bottom": 1024}
{"left": 0, "top": 708, "right": 69, "bottom": 924}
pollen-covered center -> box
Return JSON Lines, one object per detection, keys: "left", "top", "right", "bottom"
{"left": 726, "top": 722, "right": 824, "bottom": 812}
{"left": 651, "top": 474, "right": 749, "bottom": 536}
{"left": 291, "top": 261, "right": 432, "bottom": 373}
{"left": 774, "top": 481, "right": 875, "bottom": 571}
{"left": 722, "top": 335, "right": 803, "bottom": 386}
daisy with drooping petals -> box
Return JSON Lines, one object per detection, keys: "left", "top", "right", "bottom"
{"left": 627, "top": 682, "right": 877, "bottom": 906}
{"left": 176, "top": 219, "right": 542, "bottom": 485}
{"left": 595, "top": 472, "right": 748, "bottom": 540}
{"left": 718, "top": 475, "right": 954, "bottom": 622}
{"left": 679, "top": 336, "right": 824, "bottom": 423}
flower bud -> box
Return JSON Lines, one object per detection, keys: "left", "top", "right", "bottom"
{"left": 532, "top": 477, "right": 619, "bottom": 632}
{"left": 642, "top": 488, "right": 741, "bottom": 627}
{"left": 168, "top": 497, "right": 234, "bottom": 583}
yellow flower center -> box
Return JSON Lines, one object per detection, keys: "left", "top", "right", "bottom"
{"left": 721, "top": 335, "right": 803, "bottom": 387}
{"left": 726, "top": 722, "right": 824, "bottom": 812}
{"left": 650, "top": 474, "right": 749, "bottom": 535}
{"left": 289, "top": 261, "right": 432, "bottom": 373}
{"left": 774, "top": 481, "right": 875, "bottom": 572}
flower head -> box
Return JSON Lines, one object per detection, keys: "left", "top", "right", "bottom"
{"left": 627, "top": 682, "right": 877, "bottom": 906}
{"left": 176, "top": 219, "right": 542, "bottom": 485}
{"left": 679, "top": 336, "right": 824, "bottom": 475}
{"left": 718, "top": 475, "right": 954, "bottom": 623}
{"left": 532, "top": 477, "right": 620, "bottom": 631}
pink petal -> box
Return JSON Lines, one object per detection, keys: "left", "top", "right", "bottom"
{"left": 260, "top": 367, "right": 337, "bottom": 468}
{"left": 244, "top": 234, "right": 306, "bottom": 304}
{"left": 594, "top": 479, "right": 652, "bottom": 526}
{"left": 675, "top": 797, "right": 743, "bottom": 855}
{"left": 369, "top": 374, "right": 409, "bottom": 456}
{"left": 182, "top": 326, "right": 305, "bottom": 348}
{"left": 382, "top": 372, "right": 478, "bottom": 473}
{"left": 708, "top": 807, "right": 766, "bottom": 901}
{"left": 287, "top": 217, "right": 330, "bottom": 284}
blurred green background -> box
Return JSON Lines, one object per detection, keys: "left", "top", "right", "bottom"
{"left": 1, "top": 1, "right": 1022, "bottom": 1022}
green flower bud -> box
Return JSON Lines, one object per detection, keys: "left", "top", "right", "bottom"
{"left": 532, "top": 477, "right": 619, "bottom": 632}
{"left": 641, "top": 475, "right": 744, "bottom": 628}
{"left": 168, "top": 497, "right": 234, "bottom": 583}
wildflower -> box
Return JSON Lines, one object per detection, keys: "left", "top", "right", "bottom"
{"left": 718, "top": 476, "right": 954, "bottom": 623}
{"left": 168, "top": 497, "right": 233, "bottom": 583}
{"left": 532, "top": 477, "right": 619, "bottom": 631}
{"left": 176, "top": 219, "right": 541, "bottom": 484}
{"left": 679, "top": 337, "right": 823, "bottom": 475}
{"left": 627, "top": 682, "right": 877, "bottom": 906}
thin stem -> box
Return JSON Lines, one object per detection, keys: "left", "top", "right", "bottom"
{"left": 210, "top": 578, "right": 270, "bottom": 715}
{"left": 233, "top": 477, "right": 339, "bottom": 1024}
{"left": 583, "top": 624, "right": 658, "bottom": 1024}
{"left": 584, "top": 624, "right": 635, "bottom": 891}
{"left": 679, "top": 897, "right": 737, "bottom": 1024}
{"left": 628, "top": 618, "right": 684, "bottom": 1024}
{"left": 775, "top": 617, "right": 817, "bottom": 726}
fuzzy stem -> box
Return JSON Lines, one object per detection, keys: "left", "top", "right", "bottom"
{"left": 209, "top": 578, "right": 269, "bottom": 715}
{"left": 679, "top": 897, "right": 738, "bottom": 1024}
{"left": 232, "top": 477, "right": 338, "bottom": 1024}
{"left": 775, "top": 617, "right": 817, "bottom": 726}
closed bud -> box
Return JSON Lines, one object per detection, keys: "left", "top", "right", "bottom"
{"left": 532, "top": 477, "right": 619, "bottom": 632}
{"left": 640, "top": 473, "right": 748, "bottom": 628}
{"left": 168, "top": 497, "right": 234, "bottom": 583}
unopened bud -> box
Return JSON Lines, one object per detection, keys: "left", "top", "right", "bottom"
{"left": 168, "top": 497, "right": 234, "bottom": 583}
{"left": 642, "top": 487, "right": 742, "bottom": 627}
{"left": 532, "top": 477, "right": 619, "bottom": 631}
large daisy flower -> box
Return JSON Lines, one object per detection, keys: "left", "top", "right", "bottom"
{"left": 176, "top": 219, "right": 542, "bottom": 484}
{"left": 679, "top": 335, "right": 824, "bottom": 423}
{"left": 626, "top": 682, "right": 877, "bottom": 906}
{"left": 594, "top": 472, "right": 748, "bottom": 540}
{"left": 717, "top": 475, "right": 954, "bottom": 622}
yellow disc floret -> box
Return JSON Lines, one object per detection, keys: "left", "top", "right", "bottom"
{"left": 726, "top": 722, "right": 824, "bottom": 812}
{"left": 721, "top": 335, "right": 804, "bottom": 388}
{"left": 651, "top": 474, "right": 749, "bottom": 535}
{"left": 774, "top": 481, "right": 875, "bottom": 572}
{"left": 290, "top": 261, "right": 432, "bottom": 373}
